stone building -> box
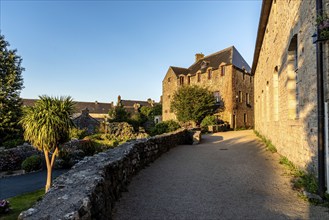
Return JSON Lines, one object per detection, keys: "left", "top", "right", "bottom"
{"left": 162, "top": 46, "right": 254, "bottom": 129}
{"left": 252, "top": 0, "right": 329, "bottom": 192}
{"left": 72, "top": 108, "right": 100, "bottom": 134}
{"left": 23, "top": 97, "right": 158, "bottom": 121}
{"left": 115, "top": 95, "right": 156, "bottom": 114}
{"left": 23, "top": 99, "right": 113, "bottom": 121}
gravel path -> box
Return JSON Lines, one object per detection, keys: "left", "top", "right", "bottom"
{"left": 112, "top": 130, "right": 328, "bottom": 220}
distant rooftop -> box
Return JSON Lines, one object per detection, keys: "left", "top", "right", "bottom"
{"left": 170, "top": 46, "right": 251, "bottom": 76}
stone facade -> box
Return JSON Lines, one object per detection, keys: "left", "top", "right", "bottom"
{"left": 252, "top": 0, "right": 329, "bottom": 174}
{"left": 19, "top": 129, "right": 194, "bottom": 220}
{"left": 72, "top": 108, "right": 100, "bottom": 134}
{"left": 162, "top": 47, "right": 254, "bottom": 129}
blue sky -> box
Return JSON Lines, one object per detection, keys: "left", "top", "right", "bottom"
{"left": 0, "top": 0, "right": 262, "bottom": 103}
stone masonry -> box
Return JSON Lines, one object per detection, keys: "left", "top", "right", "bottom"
{"left": 162, "top": 46, "right": 254, "bottom": 129}
{"left": 18, "top": 129, "right": 193, "bottom": 220}
{"left": 252, "top": 0, "right": 329, "bottom": 174}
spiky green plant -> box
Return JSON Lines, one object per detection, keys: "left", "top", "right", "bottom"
{"left": 20, "top": 96, "right": 74, "bottom": 192}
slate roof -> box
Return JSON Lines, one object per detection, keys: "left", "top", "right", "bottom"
{"left": 22, "top": 99, "right": 113, "bottom": 114}
{"left": 22, "top": 98, "right": 157, "bottom": 115}
{"left": 170, "top": 66, "right": 189, "bottom": 75}
{"left": 121, "top": 100, "right": 151, "bottom": 108}
{"left": 170, "top": 46, "right": 251, "bottom": 76}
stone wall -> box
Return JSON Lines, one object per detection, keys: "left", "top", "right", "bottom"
{"left": 254, "top": 0, "right": 329, "bottom": 173}
{"left": 162, "top": 68, "right": 178, "bottom": 121}
{"left": 19, "top": 129, "right": 193, "bottom": 220}
{"left": 0, "top": 145, "right": 40, "bottom": 172}
{"left": 162, "top": 64, "right": 254, "bottom": 129}
{"left": 232, "top": 67, "right": 254, "bottom": 128}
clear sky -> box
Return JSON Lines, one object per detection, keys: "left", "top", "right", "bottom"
{"left": 0, "top": 0, "right": 262, "bottom": 103}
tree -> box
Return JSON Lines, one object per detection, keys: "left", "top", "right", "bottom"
{"left": 0, "top": 35, "right": 24, "bottom": 144}
{"left": 108, "top": 104, "right": 130, "bottom": 122}
{"left": 20, "top": 96, "right": 74, "bottom": 192}
{"left": 140, "top": 104, "right": 162, "bottom": 120}
{"left": 170, "top": 85, "right": 217, "bottom": 125}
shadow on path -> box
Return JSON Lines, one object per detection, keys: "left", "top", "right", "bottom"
{"left": 112, "top": 130, "right": 328, "bottom": 220}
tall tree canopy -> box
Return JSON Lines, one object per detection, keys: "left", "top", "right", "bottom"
{"left": 170, "top": 85, "right": 216, "bottom": 125}
{"left": 109, "top": 103, "right": 130, "bottom": 122}
{"left": 140, "top": 104, "right": 162, "bottom": 120}
{"left": 0, "top": 35, "right": 24, "bottom": 144}
{"left": 20, "top": 96, "right": 74, "bottom": 192}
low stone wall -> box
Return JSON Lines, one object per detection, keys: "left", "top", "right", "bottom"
{"left": 0, "top": 145, "right": 40, "bottom": 172}
{"left": 19, "top": 129, "right": 192, "bottom": 220}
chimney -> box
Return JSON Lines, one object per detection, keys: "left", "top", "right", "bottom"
{"left": 195, "top": 53, "right": 204, "bottom": 62}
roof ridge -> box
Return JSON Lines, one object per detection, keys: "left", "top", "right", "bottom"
{"left": 170, "top": 66, "right": 188, "bottom": 69}
{"left": 122, "top": 99, "right": 148, "bottom": 102}
{"left": 74, "top": 101, "right": 111, "bottom": 104}
{"left": 202, "top": 46, "right": 234, "bottom": 59}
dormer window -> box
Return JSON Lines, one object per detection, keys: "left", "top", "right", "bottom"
{"left": 201, "top": 61, "right": 209, "bottom": 69}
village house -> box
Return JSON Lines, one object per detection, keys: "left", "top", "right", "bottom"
{"left": 252, "top": 0, "right": 329, "bottom": 194}
{"left": 23, "top": 97, "right": 159, "bottom": 131}
{"left": 162, "top": 46, "right": 254, "bottom": 129}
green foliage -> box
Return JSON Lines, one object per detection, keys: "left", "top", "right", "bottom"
{"left": 2, "top": 188, "right": 44, "bottom": 220}
{"left": 129, "top": 112, "right": 147, "bottom": 130}
{"left": 109, "top": 104, "right": 130, "bottom": 122}
{"left": 152, "top": 104, "right": 162, "bottom": 116}
{"left": 253, "top": 130, "right": 277, "bottom": 153}
{"left": 166, "top": 120, "right": 181, "bottom": 132}
{"left": 0, "top": 35, "right": 24, "bottom": 145}
{"left": 200, "top": 115, "right": 218, "bottom": 128}
{"left": 78, "top": 140, "right": 100, "bottom": 156}
{"left": 316, "top": 13, "right": 328, "bottom": 25}
{"left": 21, "top": 155, "right": 42, "bottom": 172}
{"left": 69, "top": 127, "right": 87, "bottom": 140}
{"left": 151, "top": 120, "right": 181, "bottom": 136}
{"left": 85, "top": 134, "right": 120, "bottom": 148}
{"left": 170, "top": 86, "right": 217, "bottom": 125}
{"left": 279, "top": 156, "right": 318, "bottom": 194}
{"left": 20, "top": 96, "right": 74, "bottom": 152}
{"left": 140, "top": 106, "right": 153, "bottom": 118}
{"left": 140, "top": 104, "right": 162, "bottom": 120}
{"left": 2, "top": 138, "right": 24, "bottom": 149}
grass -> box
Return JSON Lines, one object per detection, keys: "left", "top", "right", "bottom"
{"left": 254, "top": 130, "right": 329, "bottom": 207}
{"left": 253, "top": 130, "right": 277, "bottom": 153}
{"left": 0, "top": 189, "right": 44, "bottom": 220}
{"left": 279, "top": 156, "right": 318, "bottom": 194}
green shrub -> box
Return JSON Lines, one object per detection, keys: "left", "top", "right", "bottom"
{"left": 69, "top": 127, "right": 88, "bottom": 140}
{"left": 200, "top": 115, "right": 218, "bottom": 128}
{"left": 79, "top": 140, "right": 98, "bottom": 156}
{"left": 21, "top": 155, "right": 42, "bottom": 172}
{"left": 2, "top": 138, "right": 24, "bottom": 149}
{"left": 86, "top": 133, "right": 102, "bottom": 140}
{"left": 151, "top": 120, "right": 180, "bottom": 136}
{"left": 151, "top": 123, "right": 168, "bottom": 135}
{"left": 166, "top": 120, "right": 181, "bottom": 132}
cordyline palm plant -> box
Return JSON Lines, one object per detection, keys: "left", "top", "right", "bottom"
{"left": 20, "top": 95, "right": 74, "bottom": 192}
